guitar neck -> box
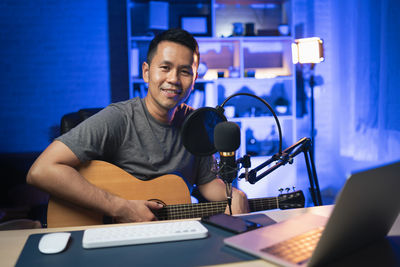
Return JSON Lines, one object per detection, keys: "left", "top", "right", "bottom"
{"left": 248, "top": 197, "right": 278, "bottom": 212}
{"left": 154, "top": 197, "right": 278, "bottom": 220}
{"left": 155, "top": 201, "right": 227, "bottom": 220}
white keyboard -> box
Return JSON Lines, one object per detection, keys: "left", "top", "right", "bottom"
{"left": 82, "top": 220, "right": 208, "bottom": 249}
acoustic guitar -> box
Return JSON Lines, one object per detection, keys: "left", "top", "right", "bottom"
{"left": 47, "top": 160, "right": 305, "bottom": 227}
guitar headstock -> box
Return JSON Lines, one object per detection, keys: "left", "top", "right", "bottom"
{"left": 278, "top": 190, "right": 305, "bottom": 210}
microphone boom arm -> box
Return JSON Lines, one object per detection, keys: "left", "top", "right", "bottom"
{"left": 240, "top": 137, "right": 323, "bottom": 206}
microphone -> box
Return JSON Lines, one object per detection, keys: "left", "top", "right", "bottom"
{"left": 214, "top": 121, "right": 240, "bottom": 215}
{"left": 214, "top": 121, "right": 241, "bottom": 183}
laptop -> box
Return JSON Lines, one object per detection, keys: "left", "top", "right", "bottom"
{"left": 224, "top": 161, "right": 400, "bottom": 267}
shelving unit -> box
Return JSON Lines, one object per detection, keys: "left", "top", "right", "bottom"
{"left": 127, "top": 0, "right": 298, "bottom": 198}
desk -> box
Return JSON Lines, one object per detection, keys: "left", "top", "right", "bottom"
{"left": 1, "top": 205, "right": 399, "bottom": 267}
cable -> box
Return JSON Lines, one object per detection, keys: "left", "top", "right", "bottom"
{"left": 218, "top": 92, "right": 283, "bottom": 154}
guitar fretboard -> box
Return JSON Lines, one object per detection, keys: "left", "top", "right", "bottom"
{"left": 248, "top": 197, "right": 279, "bottom": 212}
{"left": 155, "top": 201, "right": 228, "bottom": 220}
{"left": 154, "top": 197, "right": 280, "bottom": 220}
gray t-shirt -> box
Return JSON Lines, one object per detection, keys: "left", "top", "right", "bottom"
{"left": 56, "top": 97, "right": 215, "bottom": 190}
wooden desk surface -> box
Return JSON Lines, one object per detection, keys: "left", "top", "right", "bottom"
{"left": 0, "top": 205, "right": 334, "bottom": 267}
{"left": 5, "top": 205, "right": 398, "bottom": 267}
{"left": 5, "top": 205, "right": 400, "bottom": 267}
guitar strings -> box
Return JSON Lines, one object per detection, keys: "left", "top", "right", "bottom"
{"left": 154, "top": 192, "right": 304, "bottom": 220}
{"left": 156, "top": 201, "right": 227, "bottom": 220}
{"left": 171, "top": 203, "right": 225, "bottom": 219}
{"left": 249, "top": 197, "right": 279, "bottom": 212}
{"left": 155, "top": 197, "right": 281, "bottom": 220}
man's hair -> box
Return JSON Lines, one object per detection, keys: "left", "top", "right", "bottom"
{"left": 146, "top": 28, "right": 200, "bottom": 66}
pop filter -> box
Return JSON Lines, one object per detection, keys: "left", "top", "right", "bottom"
{"left": 181, "top": 107, "right": 227, "bottom": 156}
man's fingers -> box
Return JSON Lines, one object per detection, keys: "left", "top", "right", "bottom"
{"left": 146, "top": 201, "right": 165, "bottom": 210}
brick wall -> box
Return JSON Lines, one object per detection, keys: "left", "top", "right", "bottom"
{"left": 0, "top": 0, "right": 113, "bottom": 153}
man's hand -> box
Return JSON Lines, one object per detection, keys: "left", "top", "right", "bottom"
{"left": 112, "top": 199, "right": 164, "bottom": 223}
{"left": 198, "top": 178, "right": 250, "bottom": 215}
{"left": 227, "top": 188, "right": 250, "bottom": 215}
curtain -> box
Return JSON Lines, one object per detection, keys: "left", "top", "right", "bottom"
{"left": 335, "top": 0, "right": 400, "bottom": 162}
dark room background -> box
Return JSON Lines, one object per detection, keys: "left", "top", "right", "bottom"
{"left": 0, "top": 0, "right": 399, "bottom": 222}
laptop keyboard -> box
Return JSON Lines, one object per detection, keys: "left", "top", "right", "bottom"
{"left": 260, "top": 226, "right": 324, "bottom": 265}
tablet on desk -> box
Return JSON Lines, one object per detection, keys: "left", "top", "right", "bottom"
{"left": 202, "top": 213, "right": 263, "bottom": 234}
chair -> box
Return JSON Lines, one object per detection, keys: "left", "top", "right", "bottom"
{"left": 60, "top": 108, "right": 103, "bottom": 134}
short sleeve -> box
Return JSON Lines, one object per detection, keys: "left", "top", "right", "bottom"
{"left": 56, "top": 106, "right": 127, "bottom": 162}
{"left": 195, "top": 154, "right": 217, "bottom": 185}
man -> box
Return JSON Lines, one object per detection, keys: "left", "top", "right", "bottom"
{"left": 27, "top": 28, "right": 249, "bottom": 223}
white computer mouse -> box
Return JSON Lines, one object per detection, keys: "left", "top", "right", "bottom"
{"left": 38, "top": 232, "right": 71, "bottom": 254}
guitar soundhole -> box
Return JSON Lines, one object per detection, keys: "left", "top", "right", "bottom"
{"left": 103, "top": 216, "right": 114, "bottom": 224}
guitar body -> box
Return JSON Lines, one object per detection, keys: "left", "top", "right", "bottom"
{"left": 47, "top": 160, "right": 305, "bottom": 228}
{"left": 47, "top": 160, "right": 191, "bottom": 227}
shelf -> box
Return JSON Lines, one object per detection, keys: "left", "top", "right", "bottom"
{"left": 129, "top": 0, "right": 291, "bottom": 38}
{"left": 130, "top": 36, "right": 293, "bottom": 42}
{"left": 200, "top": 76, "right": 294, "bottom": 82}
{"left": 130, "top": 34, "right": 294, "bottom": 79}
{"left": 230, "top": 115, "right": 293, "bottom": 121}
{"left": 131, "top": 78, "right": 214, "bottom": 84}
{"left": 214, "top": 0, "right": 291, "bottom": 38}
{"left": 231, "top": 115, "right": 293, "bottom": 159}
{"left": 127, "top": 0, "right": 298, "bottom": 198}
{"left": 197, "top": 38, "right": 293, "bottom": 79}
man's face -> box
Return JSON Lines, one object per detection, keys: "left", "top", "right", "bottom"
{"left": 143, "top": 41, "right": 198, "bottom": 114}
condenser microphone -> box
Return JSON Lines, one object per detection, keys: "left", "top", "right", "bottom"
{"left": 214, "top": 121, "right": 240, "bottom": 215}
{"left": 214, "top": 121, "right": 241, "bottom": 183}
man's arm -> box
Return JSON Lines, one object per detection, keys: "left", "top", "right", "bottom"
{"left": 26, "top": 140, "right": 163, "bottom": 223}
{"left": 197, "top": 178, "right": 249, "bottom": 215}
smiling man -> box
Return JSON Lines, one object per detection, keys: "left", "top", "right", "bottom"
{"left": 27, "top": 28, "right": 249, "bottom": 224}
{"left": 143, "top": 40, "right": 196, "bottom": 122}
